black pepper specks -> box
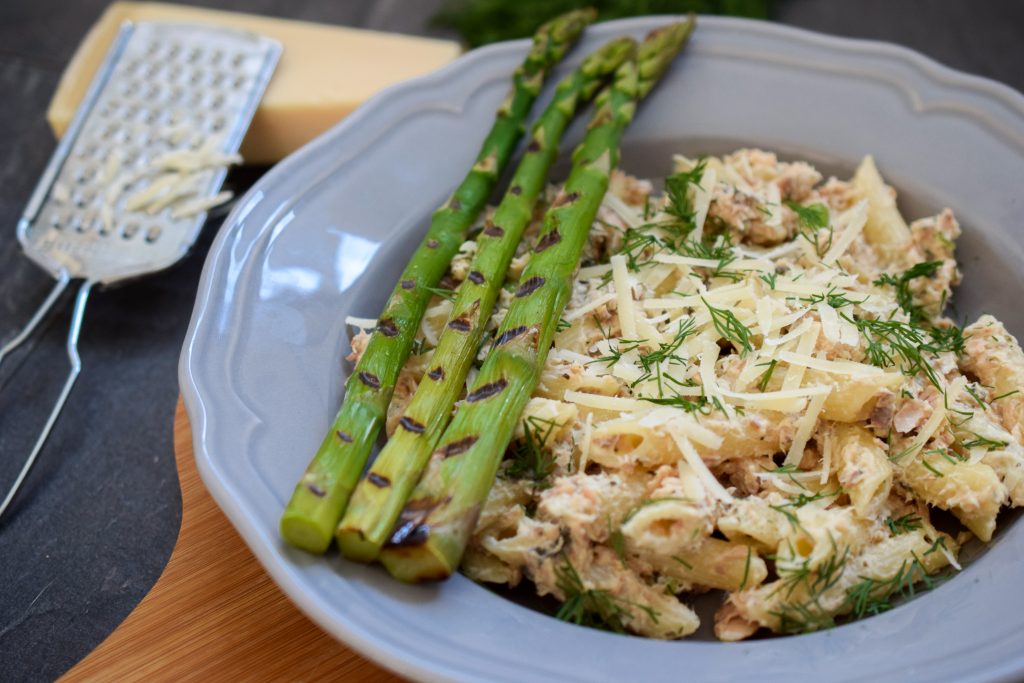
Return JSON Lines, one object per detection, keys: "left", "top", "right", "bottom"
{"left": 534, "top": 230, "right": 561, "bottom": 253}
{"left": 376, "top": 318, "right": 399, "bottom": 337}
{"left": 358, "top": 371, "right": 381, "bottom": 389}
{"left": 438, "top": 436, "right": 479, "bottom": 457}
{"left": 468, "top": 271, "right": 485, "bottom": 285}
{"left": 495, "top": 325, "right": 527, "bottom": 346}
{"left": 450, "top": 198, "right": 462, "bottom": 211}
{"left": 483, "top": 223, "right": 504, "bottom": 238}
{"left": 307, "top": 483, "right": 326, "bottom": 497}
{"left": 399, "top": 416, "right": 426, "bottom": 433}
{"left": 427, "top": 239, "right": 439, "bottom": 249}
{"left": 466, "top": 379, "right": 508, "bottom": 402}
{"left": 526, "top": 139, "right": 541, "bottom": 152}
{"left": 336, "top": 430, "right": 354, "bottom": 442}
{"left": 510, "top": 185, "right": 522, "bottom": 195}
{"left": 427, "top": 367, "right": 445, "bottom": 381}
{"left": 401, "top": 279, "right": 416, "bottom": 289}
{"left": 367, "top": 472, "right": 391, "bottom": 488}
{"left": 515, "top": 276, "right": 545, "bottom": 297}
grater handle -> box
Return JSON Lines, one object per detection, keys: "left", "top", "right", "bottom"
{"left": 0, "top": 280, "right": 92, "bottom": 521}
{"left": 0, "top": 272, "right": 71, "bottom": 371}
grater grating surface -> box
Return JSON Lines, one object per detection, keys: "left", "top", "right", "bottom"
{"left": 19, "top": 21, "right": 280, "bottom": 284}
{"left": 0, "top": 21, "right": 280, "bottom": 519}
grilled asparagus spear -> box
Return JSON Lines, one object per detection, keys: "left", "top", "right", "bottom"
{"left": 336, "top": 36, "right": 637, "bottom": 562}
{"left": 378, "top": 18, "right": 696, "bottom": 582}
{"left": 280, "top": 9, "right": 596, "bottom": 553}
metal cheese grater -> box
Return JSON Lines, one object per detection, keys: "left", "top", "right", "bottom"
{"left": 0, "top": 21, "right": 280, "bottom": 518}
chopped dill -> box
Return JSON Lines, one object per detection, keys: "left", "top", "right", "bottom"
{"left": 739, "top": 545, "right": 753, "bottom": 590}
{"left": 768, "top": 541, "right": 849, "bottom": 633}
{"left": 785, "top": 199, "right": 829, "bottom": 230}
{"left": 964, "top": 384, "right": 987, "bottom": 409}
{"left": 554, "top": 558, "right": 659, "bottom": 632}
{"left": 872, "top": 260, "right": 942, "bottom": 324}
{"left": 785, "top": 199, "right": 832, "bottom": 258}
{"left": 844, "top": 555, "right": 934, "bottom": 620}
{"left": 671, "top": 554, "right": 694, "bottom": 570}
{"left": 663, "top": 159, "right": 707, "bottom": 236}
{"left": 757, "top": 359, "right": 779, "bottom": 392}
{"left": 787, "top": 488, "right": 843, "bottom": 507}
{"left": 608, "top": 517, "right": 628, "bottom": 567}
{"left": 993, "top": 389, "right": 1020, "bottom": 402}
{"left": 678, "top": 236, "right": 737, "bottom": 277}
{"left": 799, "top": 286, "right": 866, "bottom": 310}
{"left": 704, "top": 297, "right": 753, "bottom": 354}
{"left": 639, "top": 394, "right": 711, "bottom": 414}
{"left": 770, "top": 503, "right": 802, "bottom": 530}
{"left": 502, "top": 416, "right": 558, "bottom": 487}
{"left": 840, "top": 313, "right": 944, "bottom": 387}
{"left": 884, "top": 513, "right": 922, "bottom": 535}
{"left": 760, "top": 271, "right": 778, "bottom": 289}
{"left": 921, "top": 458, "right": 945, "bottom": 478}
{"left": 959, "top": 432, "right": 1008, "bottom": 451}
{"left": 928, "top": 323, "right": 967, "bottom": 356}
{"left": 556, "top": 316, "right": 572, "bottom": 333}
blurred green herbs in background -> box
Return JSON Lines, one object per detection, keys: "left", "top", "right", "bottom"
{"left": 433, "top": 0, "right": 772, "bottom": 47}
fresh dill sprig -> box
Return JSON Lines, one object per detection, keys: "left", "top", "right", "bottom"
{"left": 785, "top": 199, "right": 832, "bottom": 258}
{"left": 502, "top": 416, "right": 558, "bottom": 487}
{"left": 785, "top": 200, "right": 830, "bottom": 230}
{"left": 928, "top": 324, "right": 966, "bottom": 355}
{"left": 844, "top": 555, "right": 934, "bottom": 620}
{"left": 760, "top": 271, "right": 778, "bottom": 289}
{"left": 703, "top": 297, "right": 753, "bottom": 354}
{"left": 554, "top": 557, "right": 659, "bottom": 632}
{"left": 799, "top": 285, "right": 866, "bottom": 310}
{"left": 786, "top": 488, "right": 843, "bottom": 507}
{"left": 872, "top": 260, "right": 943, "bottom": 324}
{"left": 840, "top": 313, "right": 944, "bottom": 387}
{"left": 556, "top": 316, "right": 572, "bottom": 333}
{"left": 768, "top": 541, "right": 849, "bottom": 633}
{"left": 663, "top": 159, "right": 708, "bottom": 237}
{"left": 959, "top": 432, "right": 1008, "bottom": 451}
{"left": 678, "top": 236, "right": 737, "bottom": 276}
{"left": 639, "top": 394, "right": 711, "bottom": 414}
{"left": 884, "top": 513, "right": 923, "bottom": 535}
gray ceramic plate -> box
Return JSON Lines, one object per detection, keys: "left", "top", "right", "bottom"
{"left": 179, "top": 16, "right": 1024, "bottom": 683}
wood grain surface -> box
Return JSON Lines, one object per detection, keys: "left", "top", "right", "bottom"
{"left": 61, "top": 398, "right": 403, "bottom": 682}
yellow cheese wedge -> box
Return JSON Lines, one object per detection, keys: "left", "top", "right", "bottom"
{"left": 48, "top": 2, "right": 462, "bottom": 164}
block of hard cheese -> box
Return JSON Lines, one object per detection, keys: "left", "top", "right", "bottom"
{"left": 48, "top": 2, "right": 462, "bottom": 164}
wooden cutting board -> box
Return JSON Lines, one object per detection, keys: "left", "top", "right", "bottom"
{"left": 61, "top": 398, "right": 404, "bottom": 682}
